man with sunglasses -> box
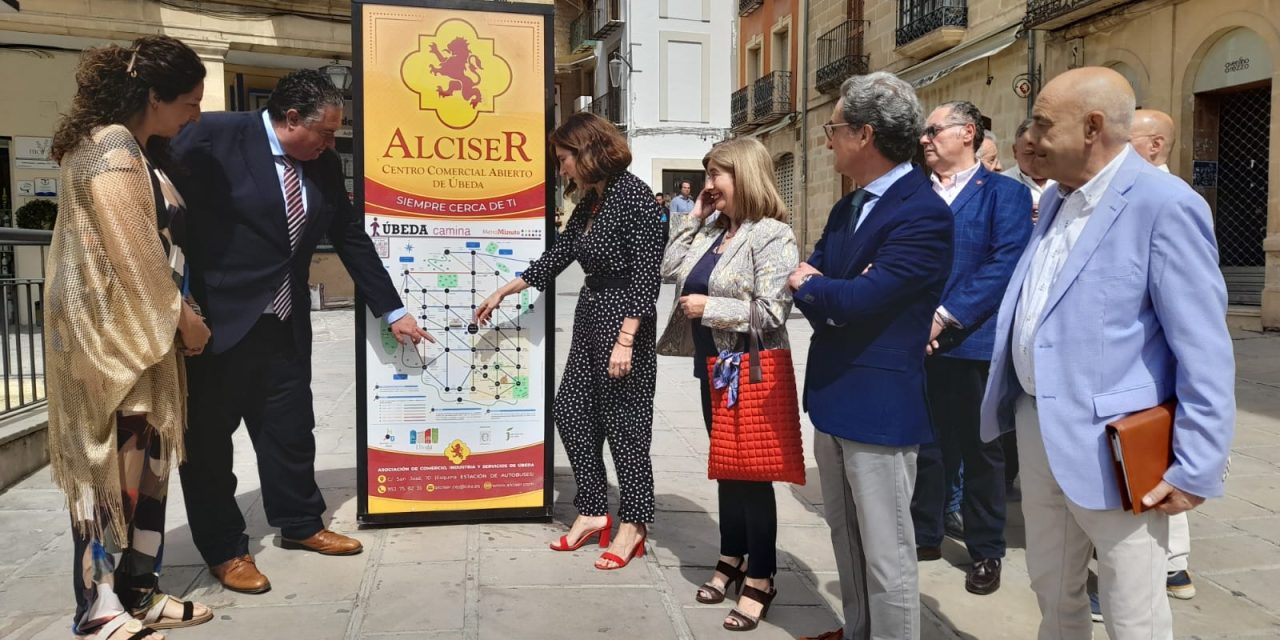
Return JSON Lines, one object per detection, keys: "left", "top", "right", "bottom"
{"left": 171, "top": 70, "right": 433, "bottom": 594}
{"left": 791, "top": 72, "right": 953, "bottom": 640}
{"left": 911, "top": 101, "right": 1032, "bottom": 596}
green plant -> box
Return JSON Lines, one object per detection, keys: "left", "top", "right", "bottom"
{"left": 15, "top": 198, "right": 57, "bottom": 230}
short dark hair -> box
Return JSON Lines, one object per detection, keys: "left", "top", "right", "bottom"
{"left": 678, "top": 179, "right": 693, "bottom": 189}
{"left": 549, "top": 112, "right": 631, "bottom": 193}
{"left": 939, "top": 100, "right": 984, "bottom": 150}
{"left": 267, "top": 69, "right": 345, "bottom": 123}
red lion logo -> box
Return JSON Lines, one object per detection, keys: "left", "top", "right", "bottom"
{"left": 428, "top": 37, "right": 484, "bottom": 108}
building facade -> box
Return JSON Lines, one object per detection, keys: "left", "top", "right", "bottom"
{"left": 554, "top": 0, "right": 733, "bottom": 205}
{"left": 793, "top": 0, "right": 1280, "bottom": 329}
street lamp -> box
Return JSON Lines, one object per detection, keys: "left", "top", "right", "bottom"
{"left": 321, "top": 58, "right": 352, "bottom": 92}
{"left": 607, "top": 51, "right": 633, "bottom": 89}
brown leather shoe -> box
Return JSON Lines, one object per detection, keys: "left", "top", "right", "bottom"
{"left": 281, "top": 529, "right": 363, "bottom": 556}
{"left": 917, "top": 545, "right": 942, "bottom": 562}
{"left": 210, "top": 554, "right": 271, "bottom": 594}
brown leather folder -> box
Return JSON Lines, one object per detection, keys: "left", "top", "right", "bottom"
{"left": 1106, "top": 400, "right": 1177, "bottom": 514}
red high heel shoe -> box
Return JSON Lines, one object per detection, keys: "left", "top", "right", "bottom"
{"left": 549, "top": 514, "right": 612, "bottom": 552}
{"left": 596, "top": 529, "right": 646, "bottom": 570}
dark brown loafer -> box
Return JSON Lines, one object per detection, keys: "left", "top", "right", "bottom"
{"left": 210, "top": 554, "right": 271, "bottom": 594}
{"left": 281, "top": 529, "right": 363, "bottom": 556}
{"left": 917, "top": 545, "right": 942, "bottom": 562}
{"left": 966, "top": 558, "right": 1002, "bottom": 595}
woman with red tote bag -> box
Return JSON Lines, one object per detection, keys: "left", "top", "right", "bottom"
{"left": 657, "top": 137, "right": 801, "bottom": 632}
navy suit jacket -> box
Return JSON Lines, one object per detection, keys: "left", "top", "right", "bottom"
{"left": 794, "top": 167, "right": 954, "bottom": 447}
{"left": 170, "top": 111, "right": 402, "bottom": 355}
{"left": 935, "top": 165, "right": 1032, "bottom": 361}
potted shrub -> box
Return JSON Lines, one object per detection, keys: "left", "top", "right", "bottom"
{"left": 15, "top": 198, "right": 57, "bottom": 230}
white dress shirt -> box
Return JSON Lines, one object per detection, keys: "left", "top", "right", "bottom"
{"left": 930, "top": 161, "right": 980, "bottom": 206}
{"left": 1001, "top": 165, "right": 1055, "bottom": 206}
{"left": 1012, "top": 146, "right": 1133, "bottom": 395}
{"left": 854, "top": 161, "right": 916, "bottom": 232}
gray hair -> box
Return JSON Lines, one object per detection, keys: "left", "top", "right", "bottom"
{"left": 1014, "top": 117, "right": 1034, "bottom": 141}
{"left": 938, "top": 100, "right": 984, "bottom": 150}
{"left": 839, "top": 72, "right": 923, "bottom": 164}
{"left": 266, "top": 69, "right": 345, "bottom": 123}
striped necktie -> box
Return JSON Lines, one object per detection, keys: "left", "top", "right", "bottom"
{"left": 271, "top": 156, "right": 306, "bottom": 320}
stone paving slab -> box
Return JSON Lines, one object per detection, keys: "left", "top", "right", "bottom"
{"left": 2, "top": 265, "right": 1279, "bottom": 638}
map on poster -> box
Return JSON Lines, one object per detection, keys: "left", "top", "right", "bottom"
{"left": 362, "top": 216, "right": 548, "bottom": 513}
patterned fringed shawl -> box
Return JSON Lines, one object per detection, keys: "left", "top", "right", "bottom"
{"left": 45, "top": 124, "right": 186, "bottom": 543}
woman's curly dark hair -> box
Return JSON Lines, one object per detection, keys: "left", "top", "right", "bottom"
{"left": 51, "top": 35, "right": 205, "bottom": 170}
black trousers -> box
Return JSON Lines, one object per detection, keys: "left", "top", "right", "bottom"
{"left": 179, "top": 316, "right": 325, "bottom": 566}
{"left": 911, "top": 356, "right": 1006, "bottom": 560}
{"left": 699, "top": 377, "right": 777, "bottom": 579}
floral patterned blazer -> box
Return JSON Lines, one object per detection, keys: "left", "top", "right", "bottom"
{"left": 656, "top": 213, "right": 798, "bottom": 357}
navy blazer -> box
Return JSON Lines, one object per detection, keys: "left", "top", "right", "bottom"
{"left": 935, "top": 165, "right": 1032, "bottom": 361}
{"left": 170, "top": 111, "right": 402, "bottom": 355}
{"left": 794, "top": 167, "right": 954, "bottom": 447}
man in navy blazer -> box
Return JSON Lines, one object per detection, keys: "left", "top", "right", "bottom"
{"left": 171, "top": 71, "right": 432, "bottom": 593}
{"left": 910, "top": 101, "right": 1032, "bottom": 595}
{"left": 980, "top": 68, "right": 1234, "bottom": 638}
{"left": 792, "top": 72, "right": 952, "bottom": 640}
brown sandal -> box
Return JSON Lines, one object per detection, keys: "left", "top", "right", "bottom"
{"left": 696, "top": 558, "right": 746, "bottom": 604}
{"left": 723, "top": 583, "right": 777, "bottom": 632}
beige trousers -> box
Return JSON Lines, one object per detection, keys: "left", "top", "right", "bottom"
{"left": 1016, "top": 395, "right": 1173, "bottom": 640}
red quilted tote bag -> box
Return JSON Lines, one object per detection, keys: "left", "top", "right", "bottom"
{"left": 705, "top": 305, "right": 805, "bottom": 485}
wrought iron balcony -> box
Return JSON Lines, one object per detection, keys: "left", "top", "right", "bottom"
{"left": 731, "top": 86, "right": 751, "bottom": 132}
{"left": 590, "top": 3, "right": 624, "bottom": 41}
{"left": 570, "top": 12, "right": 593, "bottom": 54}
{"left": 739, "top": 0, "right": 764, "bottom": 16}
{"left": 751, "top": 71, "right": 792, "bottom": 125}
{"left": 816, "top": 19, "right": 870, "bottom": 95}
{"left": 1024, "top": 0, "right": 1136, "bottom": 30}
{"left": 896, "top": 3, "right": 968, "bottom": 49}
{"left": 589, "top": 88, "right": 623, "bottom": 127}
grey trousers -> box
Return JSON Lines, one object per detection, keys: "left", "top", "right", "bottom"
{"left": 814, "top": 430, "right": 921, "bottom": 640}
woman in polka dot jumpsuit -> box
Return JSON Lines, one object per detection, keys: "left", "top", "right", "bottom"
{"left": 476, "top": 113, "right": 665, "bottom": 569}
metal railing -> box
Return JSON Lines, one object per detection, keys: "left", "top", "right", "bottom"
{"left": 1024, "top": 0, "right": 1136, "bottom": 29}
{"left": 739, "top": 0, "right": 764, "bottom": 16}
{"left": 570, "top": 11, "right": 593, "bottom": 53}
{"left": 590, "top": 2, "right": 625, "bottom": 41}
{"left": 0, "top": 228, "right": 50, "bottom": 416}
{"left": 751, "top": 70, "right": 792, "bottom": 124}
{"left": 589, "top": 88, "right": 622, "bottom": 126}
{"left": 896, "top": 2, "right": 968, "bottom": 48}
{"left": 731, "top": 86, "right": 751, "bottom": 131}
{"left": 816, "top": 19, "right": 871, "bottom": 95}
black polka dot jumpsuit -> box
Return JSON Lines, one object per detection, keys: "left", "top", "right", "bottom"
{"left": 520, "top": 171, "right": 665, "bottom": 524}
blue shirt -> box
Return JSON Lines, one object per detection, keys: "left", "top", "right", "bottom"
{"left": 853, "top": 161, "right": 915, "bottom": 232}
{"left": 261, "top": 111, "right": 406, "bottom": 324}
{"left": 670, "top": 194, "right": 696, "bottom": 215}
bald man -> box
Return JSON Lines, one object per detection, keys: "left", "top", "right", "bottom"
{"left": 979, "top": 67, "right": 1235, "bottom": 640}
{"left": 1129, "top": 107, "right": 1198, "bottom": 604}
{"left": 1131, "top": 108, "right": 1176, "bottom": 170}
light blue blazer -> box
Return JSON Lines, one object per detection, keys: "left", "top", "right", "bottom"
{"left": 979, "top": 150, "right": 1236, "bottom": 510}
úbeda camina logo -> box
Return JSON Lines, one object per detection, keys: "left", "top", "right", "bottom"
{"left": 402, "top": 19, "right": 513, "bottom": 130}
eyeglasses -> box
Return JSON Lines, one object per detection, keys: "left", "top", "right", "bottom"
{"left": 823, "top": 122, "right": 853, "bottom": 139}
{"left": 921, "top": 123, "right": 964, "bottom": 140}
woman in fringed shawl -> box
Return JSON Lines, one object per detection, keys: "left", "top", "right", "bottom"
{"left": 47, "top": 35, "right": 213, "bottom": 640}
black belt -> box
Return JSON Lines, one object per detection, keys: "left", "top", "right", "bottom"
{"left": 584, "top": 275, "right": 629, "bottom": 290}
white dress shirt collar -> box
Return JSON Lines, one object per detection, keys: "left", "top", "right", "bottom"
{"left": 930, "top": 161, "right": 981, "bottom": 205}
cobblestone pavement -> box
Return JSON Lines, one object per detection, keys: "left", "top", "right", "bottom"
{"left": 1, "top": 264, "right": 1278, "bottom": 639}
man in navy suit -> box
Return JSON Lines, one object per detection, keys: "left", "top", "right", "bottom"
{"left": 910, "top": 101, "right": 1032, "bottom": 595}
{"left": 172, "top": 71, "right": 432, "bottom": 593}
{"left": 792, "top": 72, "right": 953, "bottom": 640}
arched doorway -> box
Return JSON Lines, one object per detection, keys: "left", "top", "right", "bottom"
{"left": 1192, "top": 28, "right": 1274, "bottom": 306}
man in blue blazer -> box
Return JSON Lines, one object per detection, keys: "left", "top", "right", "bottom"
{"left": 171, "top": 71, "right": 432, "bottom": 593}
{"left": 910, "top": 101, "right": 1032, "bottom": 595}
{"left": 980, "top": 68, "right": 1234, "bottom": 638}
{"left": 792, "top": 72, "right": 952, "bottom": 640}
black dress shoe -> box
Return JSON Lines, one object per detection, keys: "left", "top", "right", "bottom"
{"left": 944, "top": 511, "right": 965, "bottom": 539}
{"left": 917, "top": 546, "right": 942, "bottom": 562}
{"left": 966, "top": 558, "right": 1001, "bottom": 595}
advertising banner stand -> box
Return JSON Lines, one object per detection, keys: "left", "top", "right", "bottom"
{"left": 354, "top": 0, "right": 556, "bottom": 525}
